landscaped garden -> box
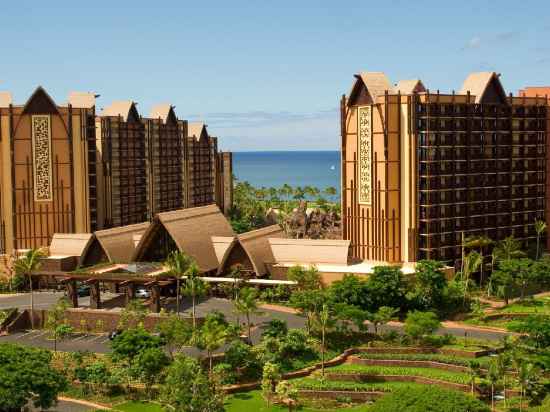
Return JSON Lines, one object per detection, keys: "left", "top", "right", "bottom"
{"left": 3, "top": 224, "right": 550, "bottom": 412}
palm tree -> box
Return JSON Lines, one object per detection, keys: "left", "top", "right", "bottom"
{"left": 317, "top": 303, "right": 335, "bottom": 378}
{"left": 534, "top": 219, "right": 547, "bottom": 260}
{"left": 234, "top": 286, "right": 262, "bottom": 341}
{"left": 465, "top": 235, "right": 493, "bottom": 285}
{"left": 164, "top": 251, "right": 193, "bottom": 315}
{"left": 487, "top": 359, "right": 500, "bottom": 411}
{"left": 200, "top": 321, "right": 228, "bottom": 373}
{"left": 182, "top": 263, "right": 208, "bottom": 328}
{"left": 14, "top": 248, "right": 46, "bottom": 329}
{"left": 461, "top": 251, "right": 482, "bottom": 304}
{"left": 467, "top": 360, "right": 481, "bottom": 395}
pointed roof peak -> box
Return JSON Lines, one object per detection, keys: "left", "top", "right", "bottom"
{"left": 100, "top": 100, "right": 140, "bottom": 122}
{"left": 393, "top": 79, "right": 426, "bottom": 94}
{"left": 459, "top": 72, "right": 507, "bottom": 103}
{"left": 22, "top": 86, "right": 59, "bottom": 114}
{"left": 149, "top": 104, "right": 177, "bottom": 124}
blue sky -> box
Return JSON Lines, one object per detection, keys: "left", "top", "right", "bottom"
{"left": 1, "top": 1, "right": 548, "bottom": 151}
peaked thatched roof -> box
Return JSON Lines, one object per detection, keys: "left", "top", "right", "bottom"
{"left": 187, "top": 122, "right": 206, "bottom": 141}
{"left": 68, "top": 92, "right": 97, "bottom": 109}
{"left": 89, "top": 222, "right": 150, "bottom": 263}
{"left": 349, "top": 72, "right": 392, "bottom": 105}
{"left": 149, "top": 104, "right": 177, "bottom": 124}
{"left": 100, "top": 101, "right": 139, "bottom": 121}
{"left": 237, "top": 225, "right": 284, "bottom": 276}
{"left": 133, "top": 205, "right": 235, "bottom": 272}
{"left": 393, "top": 79, "right": 426, "bottom": 94}
{"left": 0, "top": 92, "right": 12, "bottom": 107}
{"left": 269, "top": 238, "right": 351, "bottom": 265}
{"left": 212, "top": 236, "right": 236, "bottom": 265}
{"left": 459, "top": 72, "right": 507, "bottom": 103}
{"left": 49, "top": 233, "right": 93, "bottom": 258}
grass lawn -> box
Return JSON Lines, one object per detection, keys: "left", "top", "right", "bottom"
{"left": 225, "top": 390, "right": 372, "bottom": 412}
{"left": 497, "top": 297, "right": 550, "bottom": 315}
{"left": 110, "top": 402, "right": 165, "bottom": 412}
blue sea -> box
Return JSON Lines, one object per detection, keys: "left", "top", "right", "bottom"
{"left": 233, "top": 151, "right": 340, "bottom": 195}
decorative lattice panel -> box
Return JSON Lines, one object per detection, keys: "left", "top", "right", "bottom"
{"left": 31, "top": 115, "right": 53, "bottom": 201}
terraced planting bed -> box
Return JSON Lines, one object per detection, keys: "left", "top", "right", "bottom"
{"left": 356, "top": 352, "right": 492, "bottom": 369}
{"left": 323, "top": 364, "right": 473, "bottom": 387}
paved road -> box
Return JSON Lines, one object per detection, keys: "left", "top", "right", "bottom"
{"left": 1, "top": 293, "right": 511, "bottom": 354}
{"left": 27, "top": 399, "right": 92, "bottom": 412}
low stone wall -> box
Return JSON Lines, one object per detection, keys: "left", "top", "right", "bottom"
{"left": 4, "top": 308, "right": 199, "bottom": 333}
{"left": 349, "top": 357, "right": 470, "bottom": 373}
{"left": 298, "top": 390, "right": 383, "bottom": 402}
{"left": 325, "top": 373, "right": 471, "bottom": 393}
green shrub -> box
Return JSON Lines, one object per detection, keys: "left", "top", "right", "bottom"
{"left": 358, "top": 352, "right": 492, "bottom": 368}
{"left": 369, "top": 386, "right": 490, "bottom": 412}
{"left": 262, "top": 319, "right": 288, "bottom": 339}
{"left": 213, "top": 362, "right": 237, "bottom": 385}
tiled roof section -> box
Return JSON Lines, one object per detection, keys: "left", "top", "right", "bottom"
{"left": 94, "top": 222, "right": 150, "bottom": 263}
{"left": 237, "top": 224, "right": 284, "bottom": 276}
{"left": 135, "top": 205, "right": 235, "bottom": 272}
{"left": 100, "top": 101, "right": 137, "bottom": 121}
{"left": 269, "top": 238, "right": 351, "bottom": 265}
{"left": 459, "top": 72, "right": 506, "bottom": 103}
{"left": 393, "top": 79, "right": 426, "bottom": 94}
{"left": 0, "top": 92, "right": 12, "bottom": 107}
{"left": 149, "top": 104, "right": 175, "bottom": 123}
{"left": 49, "top": 233, "right": 93, "bottom": 257}
{"left": 68, "top": 92, "right": 96, "bottom": 109}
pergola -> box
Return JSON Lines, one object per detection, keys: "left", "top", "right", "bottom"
{"left": 32, "top": 263, "right": 296, "bottom": 313}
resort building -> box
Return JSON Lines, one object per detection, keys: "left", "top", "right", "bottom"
{"left": 341, "top": 71, "right": 549, "bottom": 268}
{"left": 0, "top": 87, "right": 233, "bottom": 257}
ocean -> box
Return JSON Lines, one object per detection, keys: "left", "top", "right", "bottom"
{"left": 232, "top": 151, "right": 340, "bottom": 195}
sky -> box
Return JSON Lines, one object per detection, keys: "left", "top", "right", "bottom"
{"left": 1, "top": 1, "right": 549, "bottom": 151}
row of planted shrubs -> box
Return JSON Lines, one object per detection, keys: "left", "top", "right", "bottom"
{"left": 357, "top": 352, "right": 493, "bottom": 368}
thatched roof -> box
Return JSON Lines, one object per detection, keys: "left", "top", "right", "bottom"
{"left": 459, "top": 72, "right": 507, "bottom": 103}
{"left": 187, "top": 122, "right": 206, "bottom": 141}
{"left": 68, "top": 92, "right": 97, "bottom": 109}
{"left": 269, "top": 238, "right": 351, "bottom": 265}
{"left": 236, "top": 225, "right": 284, "bottom": 276}
{"left": 393, "top": 79, "right": 426, "bottom": 94}
{"left": 133, "top": 205, "right": 235, "bottom": 272}
{"left": 100, "top": 101, "right": 140, "bottom": 122}
{"left": 49, "top": 233, "right": 93, "bottom": 258}
{"left": 349, "top": 72, "right": 392, "bottom": 105}
{"left": 149, "top": 104, "right": 177, "bottom": 124}
{"left": 88, "top": 222, "right": 150, "bottom": 264}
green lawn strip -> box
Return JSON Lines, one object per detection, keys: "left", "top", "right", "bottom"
{"left": 497, "top": 298, "right": 550, "bottom": 315}
{"left": 225, "top": 390, "right": 371, "bottom": 412}
{"left": 326, "top": 364, "right": 473, "bottom": 385}
{"left": 356, "top": 352, "right": 492, "bottom": 368}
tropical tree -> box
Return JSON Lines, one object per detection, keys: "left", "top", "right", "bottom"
{"left": 518, "top": 362, "right": 538, "bottom": 412}
{"left": 14, "top": 248, "right": 46, "bottom": 329}
{"left": 287, "top": 265, "right": 322, "bottom": 291}
{"left": 275, "top": 380, "right": 298, "bottom": 412}
{"left": 164, "top": 251, "right": 194, "bottom": 314}
{"left": 160, "top": 354, "right": 225, "bottom": 412}
{"left": 0, "top": 343, "right": 67, "bottom": 412}
{"left": 316, "top": 303, "right": 335, "bottom": 377}
{"left": 465, "top": 235, "right": 493, "bottom": 285}
{"left": 496, "top": 353, "right": 511, "bottom": 408}
{"left": 534, "top": 219, "right": 547, "bottom": 260}
{"left": 403, "top": 311, "right": 441, "bottom": 342}
{"left": 487, "top": 359, "right": 500, "bottom": 411}
{"left": 410, "top": 260, "right": 447, "bottom": 309}
{"left": 182, "top": 263, "right": 208, "bottom": 328}
{"left": 289, "top": 288, "right": 326, "bottom": 335}
{"left": 370, "top": 306, "right": 398, "bottom": 335}
{"left": 118, "top": 298, "right": 148, "bottom": 329}
{"left": 156, "top": 312, "right": 193, "bottom": 358}
{"left": 460, "top": 251, "right": 482, "bottom": 303}
{"left": 261, "top": 362, "right": 281, "bottom": 406}
{"left": 493, "top": 236, "right": 525, "bottom": 262}
{"left": 199, "top": 317, "right": 229, "bottom": 373}
{"left": 234, "top": 286, "right": 262, "bottom": 341}
{"left": 44, "top": 297, "right": 73, "bottom": 352}
{"left": 468, "top": 360, "right": 482, "bottom": 395}
{"left": 131, "top": 347, "right": 170, "bottom": 397}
